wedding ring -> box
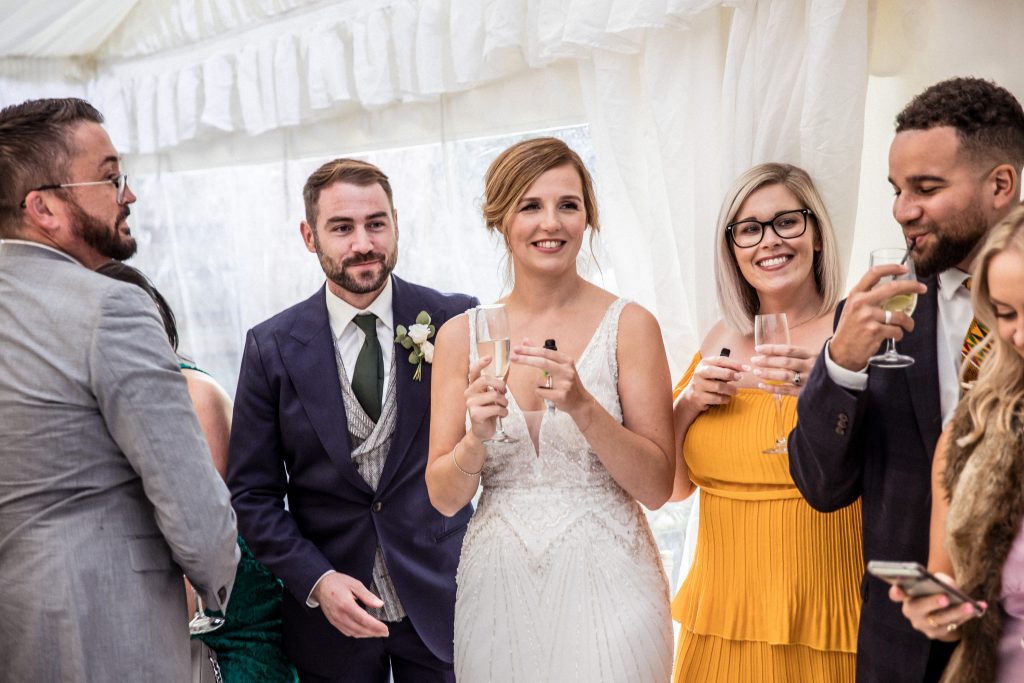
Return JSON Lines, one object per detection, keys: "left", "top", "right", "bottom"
{"left": 793, "top": 371, "right": 802, "bottom": 387}
{"left": 884, "top": 309, "right": 893, "bottom": 325}
{"left": 946, "top": 622, "right": 959, "bottom": 633}
{"left": 545, "top": 375, "right": 553, "bottom": 389}
{"left": 927, "top": 616, "right": 939, "bottom": 628}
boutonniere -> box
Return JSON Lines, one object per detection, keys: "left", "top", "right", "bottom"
{"left": 395, "top": 311, "right": 436, "bottom": 381}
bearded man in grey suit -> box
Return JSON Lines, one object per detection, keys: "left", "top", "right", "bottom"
{"left": 0, "top": 98, "right": 239, "bottom": 681}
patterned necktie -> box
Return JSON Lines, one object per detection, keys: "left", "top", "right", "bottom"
{"left": 960, "top": 277, "right": 990, "bottom": 384}
{"left": 351, "top": 313, "right": 383, "bottom": 422}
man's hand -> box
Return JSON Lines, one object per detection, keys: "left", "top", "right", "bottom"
{"left": 312, "top": 572, "right": 389, "bottom": 638}
{"left": 829, "top": 264, "right": 927, "bottom": 371}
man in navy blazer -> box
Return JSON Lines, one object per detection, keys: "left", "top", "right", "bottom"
{"left": 788, "top": 78, "right": 1024, "bottom": 682}
{"left": 228, "top": 158, "right": 477, "bottom": 682}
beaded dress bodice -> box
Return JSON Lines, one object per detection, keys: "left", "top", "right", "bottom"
{"left": 455, "top": 299, "right": 672, "bottom": 683}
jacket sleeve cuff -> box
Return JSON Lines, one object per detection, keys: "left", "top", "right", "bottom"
{"left": 824, "top": 339, "right": 868, "bottom": 391}
{"left": 306, "top": 569, "right": 337, "bottom": 608}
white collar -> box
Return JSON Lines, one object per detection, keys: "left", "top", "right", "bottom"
{"left": 0, "top": 239, "right": 83, "bottom": 266}
{"left": 324, "top": 277, "right": 394, "bottom": 340}
{"left": 937, "top": 267, "right": 971, "bottom": 302}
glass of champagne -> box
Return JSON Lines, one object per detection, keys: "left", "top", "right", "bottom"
{"left": 754, "top": 313, "right": 790, "bottom": 455}
{"left": 868, "top": 247, "right": 917, "bottom": 368}
{"left": 188, "top": 585, "right": 225, "bottom": 635}
{"left": 475, "top": 304, "right": 516, "bottom": 444}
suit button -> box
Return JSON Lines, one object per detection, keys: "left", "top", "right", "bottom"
{"left": 372, "top": 501, "right": 383, "bottom": 512}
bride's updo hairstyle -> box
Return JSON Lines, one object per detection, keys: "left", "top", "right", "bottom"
{"left": 483, "top": 137, "right": 601, "bottom": 243}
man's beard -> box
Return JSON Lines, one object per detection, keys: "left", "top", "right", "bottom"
{"left": 69, "top": 200, "right": 137, "bottom": 261}
{"left": 314, "top": 233, "right": 396, "bottom": 295}
{"left": 910, "top": 201, "right": 988, "bottom": 278}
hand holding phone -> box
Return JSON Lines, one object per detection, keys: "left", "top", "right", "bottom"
{"left": 867, "top": 561, "right": 985, "bottom": 616}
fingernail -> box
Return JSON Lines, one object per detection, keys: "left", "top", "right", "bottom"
{"left": 938, "top": 596, "right": 949, "bottom": 608}
{"left": 750, "top": 356, "right": 764, "bottom": 363}
{"left": 741, "top": 364, "right": 752, "bottom": 372}
{"left": 752, "top": 369, "right": 763, "bottom": 376}
{"left": 963, "top": 604, "right": 975, "bottom": 614}
{"left": 734, "top": 373, "right": 743, "bottom": 380}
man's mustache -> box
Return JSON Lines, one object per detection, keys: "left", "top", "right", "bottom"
{"left": 343, "top": 253, "right": 384, "bottom": 267}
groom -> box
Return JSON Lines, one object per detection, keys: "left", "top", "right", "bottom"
{"left": 228, "top": 158, "right": 477, "bottom": 682}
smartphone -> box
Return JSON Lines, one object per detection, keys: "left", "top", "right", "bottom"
{"left": 866, "top": 560, "right": 985, "bottom": 615}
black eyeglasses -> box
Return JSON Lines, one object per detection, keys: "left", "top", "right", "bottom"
{"left": 20, "top": 174, "right": 129, "bottom": 208}
{"left": 726, "top": 208, "right": 813, "bottom": 248}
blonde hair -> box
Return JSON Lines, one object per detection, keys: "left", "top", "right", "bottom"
{"left": 483, "top": 137, "right": 600, "bottom": 285}
{"left": 957, "top": 205, "right": 1024, "bottom": 447}
{"left": 714, "top": 163, "right": 843, "bottom": 335}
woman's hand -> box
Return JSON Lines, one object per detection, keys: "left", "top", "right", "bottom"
{"left": 751, "top": 343, "right": 816, "bottom": 396}
{"left": 465, "top": 356, "right": 508, "bottom": 442}
{"left": 680, "top": 354, "right": 745, "bottom": 413}
{"left": 510, "top": 339, "right": 596, "bottom": 420}
{"left": 888, "top": 577, "right": 986, "bottom": 643}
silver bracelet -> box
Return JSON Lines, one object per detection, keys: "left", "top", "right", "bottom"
{"left": 451, "top": 442, "right": 482, "bottom": 477}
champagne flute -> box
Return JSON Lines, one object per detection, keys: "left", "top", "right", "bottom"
{"left": 754, "top": 313, "right": 790, "bottom": 455}
{"left": 868, "top": 247, "right": 917, "bottom": 368}
{"left": 475, "top": 304, "right": 516, "bottom": 444}
{"left": 188, "top": 585, "right": 226, "bottom": 635}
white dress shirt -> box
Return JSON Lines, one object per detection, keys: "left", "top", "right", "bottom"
{"left": 824, "top": 267, "right": 973, "bottom": 426}
{"left": 324, "top": 277, "right": 395, "bottom": 391}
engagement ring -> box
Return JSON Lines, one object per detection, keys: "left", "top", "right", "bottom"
{"left": 793, "top": 371, "right": 802, "bottom": 386}
{"left": 884, "top": 309, "right": 892, "bottom": 325}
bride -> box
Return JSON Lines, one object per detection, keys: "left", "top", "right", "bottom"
{"left": 426, "top": 137, "right": 675, "bottom": 682}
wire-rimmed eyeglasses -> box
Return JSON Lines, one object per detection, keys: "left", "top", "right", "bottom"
{"left": 20, "top": 174, "right": 130, "bottom": 208}
{"left": 726, "top": 208, "right": 813, "bottom": 248}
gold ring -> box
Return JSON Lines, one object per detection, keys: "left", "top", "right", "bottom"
{"left": 927, "top": 616, "right": 938, "bottom": 628}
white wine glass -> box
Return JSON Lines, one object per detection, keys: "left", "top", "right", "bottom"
{"left": 868, "top": 247, "right": 917, "bottom": 368}
{"left": 754, "top": 313, "right": 790, "bottom": 455}
{"left": 475, "top": 304, "right": 517, "bottom": 444}
{"left": 188, "top": 585, "right": 225, "bottom": 635}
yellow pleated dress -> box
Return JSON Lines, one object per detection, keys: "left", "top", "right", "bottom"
{"left": 672, "top": 353, "right": 863, "bottom": 683}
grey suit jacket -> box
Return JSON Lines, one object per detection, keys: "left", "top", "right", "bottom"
{"left": 0, "top": 241, "right": 239, "bottom": 681}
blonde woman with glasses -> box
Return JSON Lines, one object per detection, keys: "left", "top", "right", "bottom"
{"left": 669, "top": 163, "right": 862, "bottom": 682}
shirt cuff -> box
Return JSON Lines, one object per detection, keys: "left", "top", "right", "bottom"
{"left": 306, "top": 569, "right": 337, "bottom": 608}
{"left": 824, "top": 339, "right": 869, "bottom": 391}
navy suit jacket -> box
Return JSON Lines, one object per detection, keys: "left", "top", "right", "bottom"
{"left": 227, "top": 275, "right": 477, "bottom": 673}
{"left": 788, "top": 275, "right": 955, "bottom": 682}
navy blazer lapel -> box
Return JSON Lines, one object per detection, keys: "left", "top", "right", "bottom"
{"left": 900, "top": 275, "right": 943, "bottom": 457}
{"left": 278, "top": 286, "right": 373, "bottom": 495}
{"left": 377, "top": 276, "right": 431, "bottom": 493}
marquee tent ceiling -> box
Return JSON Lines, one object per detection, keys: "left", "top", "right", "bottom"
{"left": 0, "top": 0, "right": 325, "bottom": 59}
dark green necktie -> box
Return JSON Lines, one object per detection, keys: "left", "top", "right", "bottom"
{"left": 351, "top": 313, "right": 383, "bottom": 422}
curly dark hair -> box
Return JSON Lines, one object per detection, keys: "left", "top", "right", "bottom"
{"left": 895, "top": 77, "right": 1024, "bottom": 171}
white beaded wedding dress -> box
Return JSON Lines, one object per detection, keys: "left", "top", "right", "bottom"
{"left": 455, "top": 300, "right": 672, "bottom": 683}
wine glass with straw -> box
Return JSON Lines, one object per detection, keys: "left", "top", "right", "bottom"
{"left": 868, "top": 244, "right": 917, "bottom": 368}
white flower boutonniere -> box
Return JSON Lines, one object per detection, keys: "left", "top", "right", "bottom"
{"left": 395, "top": 311, "right": 436, "bottom": 381}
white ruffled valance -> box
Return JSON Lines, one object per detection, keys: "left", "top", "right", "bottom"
{"left": 1, "top": 0, "right": 734, "bottom": 154}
